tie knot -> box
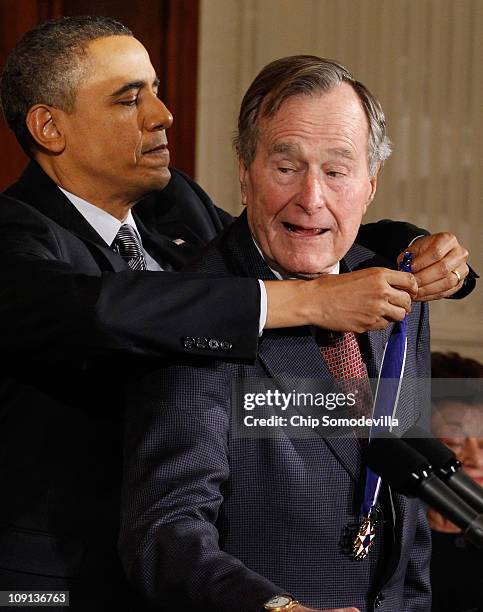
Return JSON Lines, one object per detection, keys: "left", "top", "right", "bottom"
{"left": 112, "top": 224, "right": 147, "bottom": 270}
{"left": 114, "top": 224, "right": 143, "bottom": 256}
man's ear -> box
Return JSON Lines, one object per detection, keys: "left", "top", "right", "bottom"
{"left": 238, "top": 158, "right": 248, "bottom": 206}
{"left": 25, "top": 104, "right": 66, "bottom": 154}
{"left": 364, "top": 167, "right": 379, "bottom": 214}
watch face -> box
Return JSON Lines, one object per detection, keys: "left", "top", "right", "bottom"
{"left": 267, "top": 595, "right": 291, "bottom": 608}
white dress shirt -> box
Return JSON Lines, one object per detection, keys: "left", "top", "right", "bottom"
{"left": 58, "top": 187, "right": 162, "bottom": 271}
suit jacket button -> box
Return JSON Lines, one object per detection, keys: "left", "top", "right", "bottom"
{"left": 196, "top": 337, "right": 208, "bottom": 349}
{"left": 183, "top": 336, "right": 196, "bottom": 350}
{"left": 208, "top": 338, "right": 220, "bottom": 350}
{"left": 374, "top": 592, "right": 384, "bottom": 608}
{"left": 220, "top": 341, "right": 232, "bottom": 351}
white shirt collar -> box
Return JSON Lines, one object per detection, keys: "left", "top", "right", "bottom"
{"left": 251, "top": 236, "right": 340, "bottom": 278}
{"left": 58, "top": 186, "right": 140, "bottom": 247}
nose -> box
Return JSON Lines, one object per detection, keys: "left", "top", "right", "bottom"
{"left": 145, "top": 96, "right": 174, "bottom": 132}
{"left": 459, "top": 437, "right": 482, "bottom": 469}
{"left": 297, "top": 171, "right": 326, "bottom": 215}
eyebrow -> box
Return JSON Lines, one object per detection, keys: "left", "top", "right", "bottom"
{"left": 109, "top": 77, "right": 160, "bottom": 98}
{"left": 268, "top": 142, "right": 301, "bottom": 156}
{"left": 268, "top": 143, "right": 356, "bottom": 161}
{"left": 327, "top": 147, "right": 355, "bottom": 161}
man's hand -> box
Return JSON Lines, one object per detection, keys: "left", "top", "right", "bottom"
{"left": 399, "top": 232, "right": 469, "bottom": 301}
{"left": 265, "top": 268, "right": 417, "bottom": 333}
{"left": 292, "top": 605, "right": 360, "bottom": 612}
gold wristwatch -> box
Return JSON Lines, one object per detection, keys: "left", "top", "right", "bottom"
{"left": 263, "top": 594, "right": 299, "bottom": 611}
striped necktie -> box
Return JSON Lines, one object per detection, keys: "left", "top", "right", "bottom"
{"left": 112, "top": 224, "right": 147, "bottom": 271}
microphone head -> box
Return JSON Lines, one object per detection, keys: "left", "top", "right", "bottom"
{"left": 402, "top": 425, "right": 458, "bottom": 471}
{"left": 364, "top": 432, "right": 432, "bottom": 495}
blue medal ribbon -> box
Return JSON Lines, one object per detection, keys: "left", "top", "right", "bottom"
{"left": 353, "top": 252, "right": 412, "bottom": 559}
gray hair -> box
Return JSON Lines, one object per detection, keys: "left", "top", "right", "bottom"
{"left": 0, "top": 15, "right": 132, "bottom": 155}
{"left": 234, "top": 55, "right": 392, "bottom": 177}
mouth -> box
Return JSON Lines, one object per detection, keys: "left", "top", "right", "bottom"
{"left": 282, "top": 222, "right": 329, "bottom": 237}
{"left": 143, "top": 143, "right": 169, "bottom": 155}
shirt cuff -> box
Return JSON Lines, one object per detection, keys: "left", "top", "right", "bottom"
{"left": 258, "top": 280, "right": 267, "bottom": 336}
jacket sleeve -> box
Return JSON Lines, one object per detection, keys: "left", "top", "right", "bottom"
{"left": 119, "top": 362, "right": 283, "bottom": 612}
{"left": 0, "top": 198, "right": 260, "bottom": 363}
{"left": 357, "top": 219, "right": 429, "bottom": 259}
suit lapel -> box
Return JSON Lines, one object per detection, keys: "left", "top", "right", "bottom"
{"left": 132, "top": 211, "right": 195, "bottom": 270}
{"left": 362, "top": 324, "right": 394, "bottom": 379}
{"left": 5, "top": 162, "right": 193, "bottom": 272}
{"left": 258, "top": 329, "right": 363, "bottom": 483}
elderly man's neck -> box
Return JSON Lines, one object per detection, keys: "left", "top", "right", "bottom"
{"left": 36, "top": 157, "right": 140, "bottom": 221}
{"left": 251, "top": 234, "right": 339, "bottom": 280}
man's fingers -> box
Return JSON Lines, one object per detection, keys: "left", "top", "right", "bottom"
{"left": 382, "top": 304, "right": 408, "bottom": 323}
{"left": 415, "top": 265, "right": 467, "bottom": 300}
{"left": 299, "top": 267, "right": 417, "bottom": 333}
{"left": 416, "top": 278, "right": 460, "bottom": 300}
{"left": 404, "top": 232, "right": 458, "bottom": 273}
{"left": 414, "top": 257, "right": 468, "bottom": 289}
{"left": 415, "top": 281, "right": 464, "bottom": 301}
{"left": 385, "top": 270, "right": 418, "bottom": 299}
{"left": 386, "top": 287, "right": 412, "bottom": 313}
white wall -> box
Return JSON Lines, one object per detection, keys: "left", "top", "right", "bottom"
{"left": 196, "top": 0, "right": 483, "bottom": 360}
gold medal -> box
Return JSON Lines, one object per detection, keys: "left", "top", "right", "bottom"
{"left": 353, "top": 516, "right": 375, "bottom": 560}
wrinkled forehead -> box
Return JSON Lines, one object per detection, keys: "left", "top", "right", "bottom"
{"left": 256, "top": 86, "right": 371, "bottom": 149}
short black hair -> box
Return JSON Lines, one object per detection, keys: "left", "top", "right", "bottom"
{"left": 0, "top": 15, "right": 132, "bottom": 155}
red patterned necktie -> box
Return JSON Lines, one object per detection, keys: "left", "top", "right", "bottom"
{"left": 320, "top": 331, "right": 372, "bottom": 420}
{"left": 320, "top": 331, "right": 367, "bottom": 380}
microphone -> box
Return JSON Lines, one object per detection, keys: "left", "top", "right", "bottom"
{"left": 363, "top": 433, "right": 483, "bottom": 548}
{"left": 402, "top": 425, "right": 483, "bottom": 513}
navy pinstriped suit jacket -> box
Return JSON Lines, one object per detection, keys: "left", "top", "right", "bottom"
{"left": 120, "top": 211, "right": 432, "bottom": 612}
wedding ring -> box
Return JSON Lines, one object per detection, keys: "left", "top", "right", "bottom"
{"left": 452, "top": 269, "right": 461, "bottom": 284}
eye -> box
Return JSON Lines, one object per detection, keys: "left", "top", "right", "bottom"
{"left": 326, "top": 170, "right": 345, "bottom": 178}
{"left": 278, "top": 167, "right": 295, "bottom": 174}
{"left": 441, "top": 437, "right": 464, "bottom": 451}
{"left": 120, "top": 97, "right": 138, "bottom": 107}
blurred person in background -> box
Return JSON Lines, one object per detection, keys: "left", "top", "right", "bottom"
{"left": 430, "top": 352, "right": 483, "bottom": 612}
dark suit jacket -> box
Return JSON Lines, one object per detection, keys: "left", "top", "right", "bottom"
{"left": 0, "top": 162, "right": 262, "bottom": 607}
{"left": 0, "top": 159, "right": 461, "bottom": 608}
{"left": 120, "top": 212, "right": 432, "bottom": 612}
